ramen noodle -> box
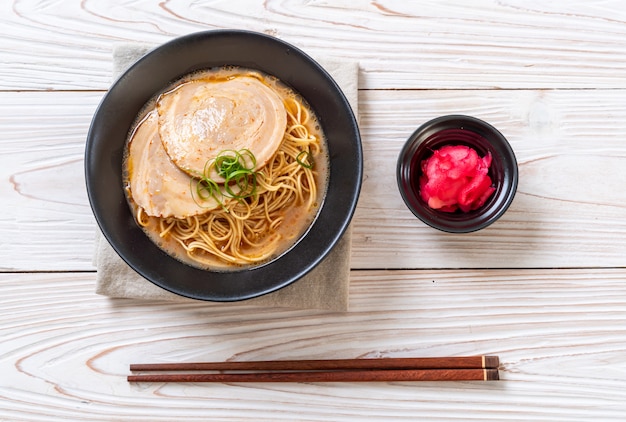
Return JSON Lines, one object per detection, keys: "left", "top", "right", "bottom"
{"left": 123, "top": 68, "right": 328, "bottom": 270}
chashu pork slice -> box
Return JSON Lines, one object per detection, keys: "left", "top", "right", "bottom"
{"left": 127, "top": 110, "right": 227, "bottom": 219}
{"left": 156, "top": 75, "right": 287, "bottom": 178}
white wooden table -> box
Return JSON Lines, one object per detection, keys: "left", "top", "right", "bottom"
{"left": 2, "top": 1, "right": 626, "bottom": 420}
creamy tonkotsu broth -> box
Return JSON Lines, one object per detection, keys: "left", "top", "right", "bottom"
{"left": 123, "top": 67, "right": 328, "bottom": 271}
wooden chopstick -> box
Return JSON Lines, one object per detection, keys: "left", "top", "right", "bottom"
{"left": 128, "top": 356, "right": 500, "bottom": 383}
{"left": 127, "top": 368, "right": 499, "bottom": 383}
{"left": 130, "top": 355, "right": 499, "bottom": 372}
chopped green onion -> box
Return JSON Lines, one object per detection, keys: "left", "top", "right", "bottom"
{"left": 191, "top": 176, "right": 225, "bottom": 209}
{"left": 296, "top": 150, "right": 314, "bottom": 169}
{"left": 191, "top": 149, "right": 260, "bottom": 210}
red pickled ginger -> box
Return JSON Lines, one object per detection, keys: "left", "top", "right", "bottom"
{"left": 419, "top": 145, "right": 495, "bottom": 212}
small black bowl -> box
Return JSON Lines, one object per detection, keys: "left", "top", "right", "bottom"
{"left": 396, "top": 115, "right": 518, "bottom": 233}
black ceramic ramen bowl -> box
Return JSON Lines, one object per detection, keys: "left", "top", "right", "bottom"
{"left": 85, "top": 30, "right": 362, "bottom": 301}
{"left": 396, "top": 115, "right": 517, "bottom": 233}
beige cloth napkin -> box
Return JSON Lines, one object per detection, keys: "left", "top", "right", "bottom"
{"left": 94, "top": 43, "right": 359, "bottom": 311}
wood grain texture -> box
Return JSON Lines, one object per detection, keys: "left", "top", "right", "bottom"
{"left": 1, "top": 270, "right": 625, "bottom": 421}
{"left": 353, "top": 88, "right": 626, "bottom": 269}
{"left": 2, "top": 89, "right": 626, "bottom": 270}
{"left": 0, "top": 92, "right": 99, "bottom": 271}
{"left": 1, "top": 0, "right": 626, "bottom": 90}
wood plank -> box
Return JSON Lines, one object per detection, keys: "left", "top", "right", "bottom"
{"left": 1, "top": 269, "right": 625, "bottom": 420}
{"left": 1, "top": 0, "right": 625, "bottom": 90}
{"left": 3, "top": 89, "right": 626, "bottom": 270}
{"left": 0, "top": 91, "right": 100, "bottom": 271}
{"left": 353, "top": 88, "right": 626, "bottom": 269}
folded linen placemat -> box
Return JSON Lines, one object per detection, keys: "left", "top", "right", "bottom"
{"left": 94, "top": 43, "right": 359, "bottom": 311}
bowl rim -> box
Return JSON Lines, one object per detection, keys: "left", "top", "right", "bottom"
{"left": 396, "top": 114, "right": 518, "bottom": 233}
{"left": 85, "top": 30, "right": 362, "bottom": 301}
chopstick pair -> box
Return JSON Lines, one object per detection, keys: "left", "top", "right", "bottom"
{"left": 128, "top": 356, "right": 500, "bottom": 383}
